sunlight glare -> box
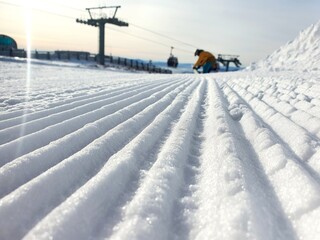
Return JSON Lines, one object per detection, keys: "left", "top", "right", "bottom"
{"left": 15, "top": 0, "right": 33, "bottom": 157}
{"left": 25, "top": 0, "right": 32, "bottom": 87}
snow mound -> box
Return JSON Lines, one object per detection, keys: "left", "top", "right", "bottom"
{"left": 249, "top": 20, "right": 320, "bottom": 72}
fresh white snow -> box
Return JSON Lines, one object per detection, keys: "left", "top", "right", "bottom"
{"left": 1, "top": 20, "right": 320, "bottom": 240}
{"left": 249, "top": 20, "right": 320, "bottom": 72}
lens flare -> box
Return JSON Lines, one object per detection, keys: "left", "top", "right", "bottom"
{"left": 16, "top": 0, "right": 33, "bottom": 157}
{"left": 26, "top": 1, "right": 32, "bottom": 88}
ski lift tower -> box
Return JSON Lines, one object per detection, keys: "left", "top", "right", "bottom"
{"left": 76, "top": 6, "right": 128, "bottom": 65}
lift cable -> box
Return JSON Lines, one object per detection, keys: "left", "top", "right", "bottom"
{"left": 0, "top": 0, "right": 195, "bottom": 54}
{"left": 105, "top": 25, "right": 193, "bottom": 54}
{"left": 129, "top": 23, "right": 198, "bottom": 49}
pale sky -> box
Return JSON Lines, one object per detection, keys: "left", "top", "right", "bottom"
{"left": 0, "top": 0, "right": 319, "bottom": 65}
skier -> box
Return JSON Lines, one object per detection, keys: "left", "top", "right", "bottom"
{"left": 193, "top": 49, "right": 219, "bottom": 73}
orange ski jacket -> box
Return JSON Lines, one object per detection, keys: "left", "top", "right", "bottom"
{"left": 193, "top": 51, "right": 218, "bottom": 69}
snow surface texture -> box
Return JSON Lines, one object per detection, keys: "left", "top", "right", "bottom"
{"left": 1, "top": 58, "right": 320, "bottom": 240}
{"left": 249, "top": 20, "right": 320, "bottom": 72}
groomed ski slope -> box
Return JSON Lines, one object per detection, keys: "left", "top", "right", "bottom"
{"left": 1, "top": 60, "right": 320, "bottom": 240}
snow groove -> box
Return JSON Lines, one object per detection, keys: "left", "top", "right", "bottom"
{"left": 188, "top": 79, "right": 296, "bottom": 240}
{"left": 106, "top": 80, "right": 206, "bottom": 240}
{"left": 226, "top": 80, "right": 319, "bottom": 161}
{"left": 221, "top": 81, "right": 320, "bottom": 240}
{"left": 170, "top": 80, "right": 208, "bottom": 240}
{"left": 0, "top": 79, "right": 158, "bottom": 130}
{"left": 0, "top": 77, "right": 198, "bottom": 240}
{"left": 0, "top": 78, "right": 193, "bottom": 198}
{"left": 0, "top": 77, "right": 179, "bottom": 145}
{"left": 2, "top": 58, "right": 320, "bottom": 240}
{"left": 0, "top": 78, "right": 186, "bottom": 166}
{"left": 23, "top": 78, "right": 202, "bottom": 240}
{"left": 225, "top": 79, "right": 320, "bottom": 179}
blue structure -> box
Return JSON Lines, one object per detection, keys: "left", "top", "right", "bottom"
{"left": 0, "top": 34, "right": 17, "bottom": 50}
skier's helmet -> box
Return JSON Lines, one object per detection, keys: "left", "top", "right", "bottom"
{"left": 194, "top": 49, "right": 203, "bottom": 56}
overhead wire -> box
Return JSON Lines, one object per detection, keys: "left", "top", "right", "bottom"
{"left": 0, "top": 0, "right": 196, "bottom": 55}
{"left": 129, "top": 23, "right": 198, "bottom": 49}
{"left": 106, "top": 25, "right": 193, "bottom": 54}
{"left": 0, "top": 0, "right": 76, "bottom": 19}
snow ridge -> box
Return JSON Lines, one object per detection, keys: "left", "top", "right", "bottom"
{"left": 1, "top": 59, "right": 320, "bottom": 239}
{"left": 250, "top": 20, "right": 320, "bottom": 72}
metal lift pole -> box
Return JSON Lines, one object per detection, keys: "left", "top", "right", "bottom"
{"left": 99, "top": 21, "right": 105, "bottom": 65}
{"left": 76, "top": 6, "right": 128, "bottom": 65}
